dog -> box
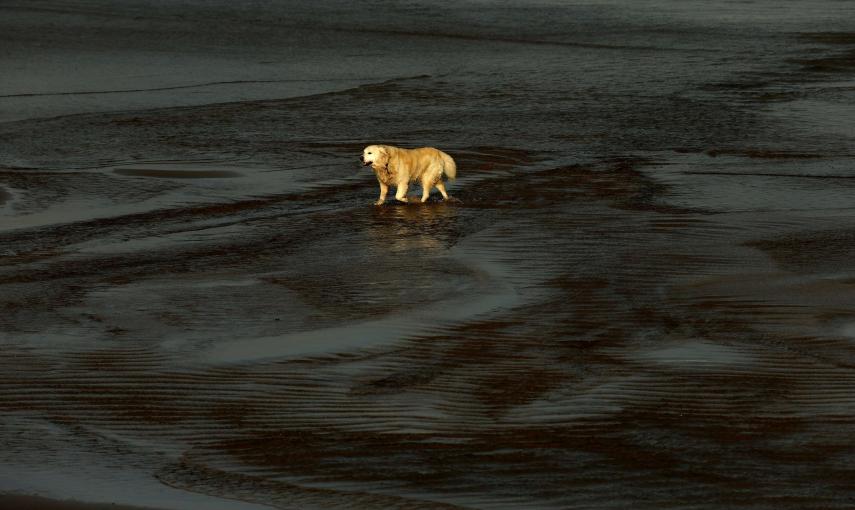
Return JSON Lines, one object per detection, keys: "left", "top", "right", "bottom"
{"left": 361, "top": 145, "right": 457, "bottom": 205}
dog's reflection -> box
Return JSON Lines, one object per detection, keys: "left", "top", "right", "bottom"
{"left": 366, "top": 202, "right": 460, "bottom": 253}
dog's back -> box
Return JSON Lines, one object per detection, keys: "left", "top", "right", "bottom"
{"left": 402, "top": 147, "right": 456, "bottom": 182}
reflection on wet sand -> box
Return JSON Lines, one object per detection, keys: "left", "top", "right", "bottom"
{"left": 368, "top": 202, "right": 459, "bottom": 252}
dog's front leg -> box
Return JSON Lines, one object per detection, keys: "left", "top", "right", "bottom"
{"left": 395, "top": 182, "right": 409, "bottom": 203}
{"left": 374, "top": 181, "right": 388, "bottom": 205}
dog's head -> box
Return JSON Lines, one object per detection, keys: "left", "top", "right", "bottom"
{"left": 361, "top": 145, "right": 389, "bottom": 169}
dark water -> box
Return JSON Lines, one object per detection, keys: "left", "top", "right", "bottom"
{"left": 3, "top": 1, "right": 855, "bottom": 508}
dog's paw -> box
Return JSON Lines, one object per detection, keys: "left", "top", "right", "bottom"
{"left": 374, "top": 199, "right": 385, "bottom": 206}
{"left": 395, "top": 197, "right": 409, "bottom": 203}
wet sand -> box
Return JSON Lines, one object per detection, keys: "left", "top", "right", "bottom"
{"left": 0, "top": 494, "right": 162, "bottom": 510}
{"left": 3, "top": 1, "right": 855, "bottom": 509}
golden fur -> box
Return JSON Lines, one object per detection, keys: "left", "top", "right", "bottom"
{"left": 361, "top": 145, "right": 457, "bottom": 205}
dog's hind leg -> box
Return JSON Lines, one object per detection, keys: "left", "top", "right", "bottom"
{"left": 395, "top": 182, "right": 409, "bottom": 203}
{"left": 420, "top": 176, "right": 433, "bottom": 203}
{"left": 435, "top": 181, "right": 450, "bottom": 201}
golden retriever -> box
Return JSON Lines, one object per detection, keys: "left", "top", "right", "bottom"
{"left": 361, "top": 145, "right": 457, "bottom": 205}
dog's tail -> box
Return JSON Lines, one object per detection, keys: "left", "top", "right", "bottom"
{"left": 440, "top": 151, "right": 457, "bottom": 181}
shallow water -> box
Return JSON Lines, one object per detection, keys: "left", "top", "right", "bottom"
{"left": 3, "top": 1, "right": 855, "bottom": 508}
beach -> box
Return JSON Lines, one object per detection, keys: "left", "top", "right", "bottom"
{"left": 3, "top": 1, "right": 855, "bottom": 508}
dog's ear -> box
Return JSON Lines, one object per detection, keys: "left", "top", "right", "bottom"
{"left": 376, "top": 146, "right": 390, "bottom": 167}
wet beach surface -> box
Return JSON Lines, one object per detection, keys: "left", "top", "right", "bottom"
{"left": 3, "top": 1, "right": 855, "bottom": 508}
